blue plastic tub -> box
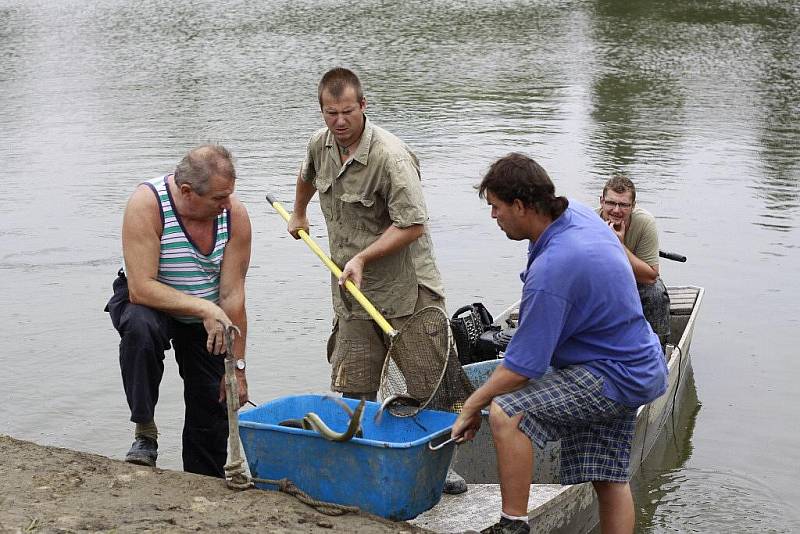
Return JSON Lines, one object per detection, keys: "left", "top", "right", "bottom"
{"left": 462, "top": 358, "right": 502, "bottom": 388}
{"left": 238, "top": 394, "right": 458, "bottom": 520}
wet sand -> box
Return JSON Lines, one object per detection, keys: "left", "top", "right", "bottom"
{"left": 0, "top": 435, "right": 429, "bottom": 534}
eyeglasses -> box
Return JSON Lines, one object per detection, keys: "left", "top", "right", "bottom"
{"left": 602, "top": 199, "right": 633, "bottom": 209}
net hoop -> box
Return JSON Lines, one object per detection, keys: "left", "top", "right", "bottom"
{"left": 377, "top": 306, "right": 452, "bottom": 417}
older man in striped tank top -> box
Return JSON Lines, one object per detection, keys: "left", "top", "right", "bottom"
{"left": 105, "top": 145, "right": 252, "bottom": 477}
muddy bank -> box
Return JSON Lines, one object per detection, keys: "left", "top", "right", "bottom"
{"left": 0, "top": 435, "right": 430, "bottom": 533}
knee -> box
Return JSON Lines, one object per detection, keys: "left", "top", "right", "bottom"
{"left": 488, "top": 401, "right": 520, "bottom": 436}
{"left": 122, "top": 305, "right": 166, "bottom": 342}
{"left": 592, "top": 481, "right": 631, "bottom": 502}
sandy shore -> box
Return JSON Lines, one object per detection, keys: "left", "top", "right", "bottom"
{"left": 0, "top": 435, "right": 431, "bottom": 533}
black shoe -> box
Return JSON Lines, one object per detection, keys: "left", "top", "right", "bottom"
{"left": 125, "top": 436, "right": 158, "bottom": 467}
{"left": 443, "top": 467, "right": 468, "bottom": 495}
{"left": 479, "top": 517, "right": 530, "bottom": 534}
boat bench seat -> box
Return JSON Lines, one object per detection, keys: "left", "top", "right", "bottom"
{"left": 669, "top": 287, "right": 698, "bottom": 316}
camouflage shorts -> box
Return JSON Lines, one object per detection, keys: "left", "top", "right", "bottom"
{"left": 638, "top": 277, "right": 671, "bottom": 348}
{"left": 327, "top": 285, "right": 446, "bottom": 394}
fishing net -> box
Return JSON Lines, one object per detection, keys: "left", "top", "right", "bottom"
{"left": 378, "top": 306, "right": 475, "bottom": 417}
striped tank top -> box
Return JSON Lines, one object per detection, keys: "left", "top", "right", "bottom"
{"left": 145, "top": 175, "right": 229, "bottom": 323}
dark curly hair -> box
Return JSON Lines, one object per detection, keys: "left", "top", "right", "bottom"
{"left": 478, "top": 153, "right": 568, "bottom": 219}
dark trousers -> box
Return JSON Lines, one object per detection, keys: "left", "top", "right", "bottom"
{"left": 106, "top": 272, "right": 228, "bottom": 477}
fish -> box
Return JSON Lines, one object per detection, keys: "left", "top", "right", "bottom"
{"left": 278, "top": 397, "right": 365, "bottom": 441}
{"left": 374, "top": 394, "right": 421, "bottom": 424}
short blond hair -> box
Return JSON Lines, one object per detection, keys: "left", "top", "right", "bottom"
{"left": 602, "top": 175, "right": 636, "bottom": 204}
{"left": 318, "top": 67, "right": 364, "bottom": 108}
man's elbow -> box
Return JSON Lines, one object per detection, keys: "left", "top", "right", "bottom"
{"left": 409, "top": 224, "right": 425, "bottom": 241}
{"left": 637, "top": 269, "right": 659, "bottom": 284}
{"left": 219, "top": 292, "right": 245, "bottom": 314}
{"left": 127, "top": 284, "right": 147, "bottom": 305}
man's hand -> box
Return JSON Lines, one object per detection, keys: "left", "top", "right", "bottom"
{"left": 336, "top": 224, "right": 423, "bottom": 289}
{"left": 608, "top": 219, "right": 626, "bottom": 243}
{"left": 451, "top": 406, "right": 482, "bottom": 443}
{"left": 202, "top": 306, "right": 234, "bottom": 355}
{"left": 339, "top": 255, "right": 366, "bottom": 288}
{"left": 288, "top": 212, "right": 310, "bottom": 240}
{"left": 218, "top": 370, "right": 249, "bottom": 409}
{"left": 450, "top": 365, "right": 529, "bottom": 443}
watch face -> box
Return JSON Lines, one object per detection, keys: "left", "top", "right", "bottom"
{"left": 236, "top": 359, "right": 246, "bottom": 370}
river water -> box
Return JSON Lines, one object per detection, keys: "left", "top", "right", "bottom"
{"left": 1, "top": 0, "right": 798, "bottom": 531}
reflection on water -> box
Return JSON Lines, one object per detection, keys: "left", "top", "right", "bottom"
{"left": 643, "top": 466, "right": 800, "bottom": 533}
{"left": 0, "top": 0, "right": 799, "bottom": 532}
{"left": 588, "top": 0, "right": 687, "bottom": 179}
{"left": 632, "top": 370, "right": 701, "bottom": 531}
{"left": 632, "top": 369, "right": 800, "bottom": 533}
{"left": 585, "top": 0, "right": 800, "bottom": 227}
{"left": 753, "top": 10, "right": 800, "bottom": 231}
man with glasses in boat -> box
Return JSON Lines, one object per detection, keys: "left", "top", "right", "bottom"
{"left": 106, "top": 145, "right": 252, "bottom": 477}
{"left": 598, "top": 176, "right": 670, "bottom": 350}
{"left": 286, "top": 67, "right": 467, "bottom": 493}
{"left": 452, "top": 154, "right": 667, "bottom": 534}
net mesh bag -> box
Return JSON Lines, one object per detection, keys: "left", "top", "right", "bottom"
{"left": 378, "top": 306, "right": 475, "bottom": 416}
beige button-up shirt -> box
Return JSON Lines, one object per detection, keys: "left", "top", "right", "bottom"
{"left": 301, "top": 118, "right": 444, "bottom": 320}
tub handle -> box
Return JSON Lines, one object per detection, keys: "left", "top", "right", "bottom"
{"left": 428, "top": 436, "right": 457, "bottom": 451}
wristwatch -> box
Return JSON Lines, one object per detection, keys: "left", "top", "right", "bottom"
{"left": 235, "top": 358, "right": 246, "bottom": 371}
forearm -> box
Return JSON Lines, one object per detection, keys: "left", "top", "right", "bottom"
{"left": 355, "top": 224, "right": 424, "bottom": 264}
{"left": 128, "top": 276, "right": 217, "bottom": 319}
{"left": 217, "top": 290, "right": 249, "bottom": 407}
{"left": 219, "top": 292, "right": 247, "bottom": 358}
{"left": 625, "top": 247, "right": 659, "bottom": 284}
{"left": 463, "top": 365, "right": 530, "bottom": 414}
{"left": 293, "top": 173, "right": 317, "bottom": 217}
{"left": 218, "top": 200, "right": 251, "bottom": 358}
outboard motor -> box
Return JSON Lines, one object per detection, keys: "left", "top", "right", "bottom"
{"left": 451, "top": 303, "right": 517, "bottom": 365}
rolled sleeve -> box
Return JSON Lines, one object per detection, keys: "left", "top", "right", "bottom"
{"left": 300, "top": 157, "right": 315, "bottom": 183}
{"left": 636, "top": 217, "right": 660, "bottom": 267}
{"left": 301, "top": 128, "right": 329, "bottom": 184}
{"left": 386, "top": 156, "right": 428, "bottom": 228}
{"left": 300, "top": 142, "right": 316, "bottom": 183}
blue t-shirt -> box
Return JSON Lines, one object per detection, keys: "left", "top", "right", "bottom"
{"left": 502, "top": 200, "right": 667, "bottom": 407}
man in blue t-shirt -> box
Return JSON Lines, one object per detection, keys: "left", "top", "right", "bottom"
{"left": 452, "top": 153, "right": 667, "bottom": 534}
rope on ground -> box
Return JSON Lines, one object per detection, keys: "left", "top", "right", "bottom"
{"left": 224, "top": 460, "right": 358, "bottom": 516}
{"left": 223, "top": 458, "right": 253, "bottom": 490}
{"left": 250, "top": 476, "right": 361, "bottom": 516}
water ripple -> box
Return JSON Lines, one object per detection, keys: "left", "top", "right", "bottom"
{"left": 644, "top": 467, "right": 800, "bottom": 533}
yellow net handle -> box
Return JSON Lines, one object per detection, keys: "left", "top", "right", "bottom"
{"left": 266, "top": 193, "right": 397, "bottom": 337}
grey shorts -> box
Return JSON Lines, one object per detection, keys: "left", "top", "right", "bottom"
{"left": 327, "top": 285, "right": 446, "bottom": 394}
{"left": 494, "top": 365, "right": 637, "bottom": 484}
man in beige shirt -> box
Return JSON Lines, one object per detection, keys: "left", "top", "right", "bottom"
{"left": 288, "top": 68, "right": 467, "bottom": 493}
{"left": 288, "top": 66, "right": 446, "bottom": 398}
{"left": 286, "top": 67, "right": 466, "bottom": 493}
{"left": 597, "top": 175, "right": 671, "bottom": 349}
